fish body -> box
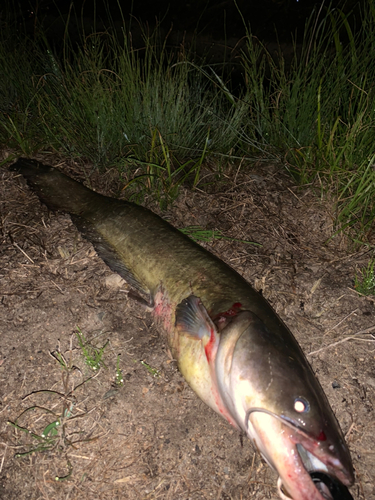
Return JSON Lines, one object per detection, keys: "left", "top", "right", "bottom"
{"left": 10, "top": 158, "right": 354, "bottom": 500}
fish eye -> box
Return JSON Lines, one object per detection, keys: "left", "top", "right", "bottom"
{"left": 294, "top": 397, "right": 310, "bottom": 413}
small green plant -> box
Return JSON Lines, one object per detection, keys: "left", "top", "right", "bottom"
{"left": 9, "top": 398, "right": 80, "bottom": 481}
{"left": 354, "top": 258, "right": 375, "bottom": 296}
{"left": 8, "top": 409, "right": 61, "bottom": 457}
{"left": 140, "top": 360, "right": 160, "bottom": 378}
{"left": 8, "top": 382, "right": 76, "bottom": 460}
{"left": 8, "top": 410, "right": 74, "bottom": 479}
{"left": 75, "top": 327, "right": 108, "bottom": 371}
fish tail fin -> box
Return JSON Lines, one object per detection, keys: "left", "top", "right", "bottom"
{"left": 10, "top": 158, "right": 101, "bottom": 215}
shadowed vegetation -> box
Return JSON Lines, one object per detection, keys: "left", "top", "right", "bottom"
{"left": 1, "top": 0, "right": 375, "bottom": 242}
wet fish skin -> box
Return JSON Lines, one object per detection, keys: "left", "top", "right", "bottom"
{"left": 10, "top": 158, "right": 354, "bottom": 500}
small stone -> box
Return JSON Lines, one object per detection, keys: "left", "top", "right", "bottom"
{"left": 104, "top": 274, "right": 126, "bottom": 289}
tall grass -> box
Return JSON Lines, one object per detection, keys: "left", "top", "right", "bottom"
{"left": 0, "top": 5, "right": 249, "bottom": 170}
{"left": 0, "top": 14, "right": 46, "bottom": 154}
{"left": 241, "top": 2, "right": 375, "bottom": 239}
{"left": 1, "top": 1, "right": 375, "bottom": 240}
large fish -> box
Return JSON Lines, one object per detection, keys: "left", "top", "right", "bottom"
{"left": 10, "top": 158, "right": 354, "bottom": 500}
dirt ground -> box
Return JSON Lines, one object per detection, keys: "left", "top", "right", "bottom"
{"left": 0, "top": 155, "right": 374, "bottom": 500}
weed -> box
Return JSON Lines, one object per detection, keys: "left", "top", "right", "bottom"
{"left": 140, "top": 360, "right": 160, "bottom": 378}
{"left": 354, "top": 258, "right": 375, "bottom": 296}
{"left": 8, "top": 410, "right": 61, "bottom": 457}
{"left": 75, "top": 326, "right": 108, "bottom": 371}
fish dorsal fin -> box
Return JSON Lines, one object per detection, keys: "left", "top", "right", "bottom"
{"left": 175, "top": 295, "right": 217, "bottom": 342}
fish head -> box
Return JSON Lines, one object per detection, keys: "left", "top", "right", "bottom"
{"left": 215, "top": 310, "right": 354, "bottom": 500}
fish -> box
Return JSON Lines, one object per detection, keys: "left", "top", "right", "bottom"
{"left": 10, "top": 158, "right": 354, "bottom": 500}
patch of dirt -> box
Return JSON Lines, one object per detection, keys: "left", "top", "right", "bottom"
{"left": 0, "top": 157, "right": 374, "bottom": 500}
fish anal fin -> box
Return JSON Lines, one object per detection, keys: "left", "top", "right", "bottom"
{"left": 71, "top": 214, "right": 151, "bottom": 301}
{"left": 128, "top": 290, "right": 154, "bottom": 309}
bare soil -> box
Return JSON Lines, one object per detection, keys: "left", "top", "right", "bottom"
{"left": 0, "top": 155, "right": 374, "bottom": 500}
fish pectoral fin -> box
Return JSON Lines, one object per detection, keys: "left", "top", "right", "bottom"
{"left": 71, "top": 214, "right": 151, "bottom": 301}
{"left": 175, "top": 295, "right": 217, "bottom": 342}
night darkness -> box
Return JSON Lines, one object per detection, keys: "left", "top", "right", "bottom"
{"left": 16, "top": 0, "right": 362, "bottom": 43}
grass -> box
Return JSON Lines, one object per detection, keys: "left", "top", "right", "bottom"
{"left": 140, "top": 360, "right": 160, "bottom": 378}
{"left": 354, "top": 258, "right": 375, "bottom": 296}
{"left": 123, "top": 127, "right": 211, "bottom": 208}
{"left": 75, "top": 326, "right": 108, "bottom": 371}
{"left": 1, "top": 1, "right": 375, "bottom": 242}
{"left": 240, "top": 2, "right": 375, "bottom": 240}
{"left": 0, "top": 4, "right": 248, "bottom": 167}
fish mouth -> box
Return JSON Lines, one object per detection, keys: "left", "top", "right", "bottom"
{"left": 276, "top": 449, "right": 354, "bottom": 500}
{"left": 247, "top": 410, "right": 353, "bottom": 500}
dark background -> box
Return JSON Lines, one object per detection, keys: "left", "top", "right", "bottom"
{"left": 14, "top": 0, "right": 363, "bottom": 42}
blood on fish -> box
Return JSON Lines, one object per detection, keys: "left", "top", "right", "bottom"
{"left": 214, "top": 302, "right": 243, "bottom": 322}
{"left": 224, "top": 302, "right": 242, "bottom": 316}
{"left": 317, "top": 431, "right": 327, "bottom": 441}
{"left": 204, "top": 328, "right": 216, "bottom": 363}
